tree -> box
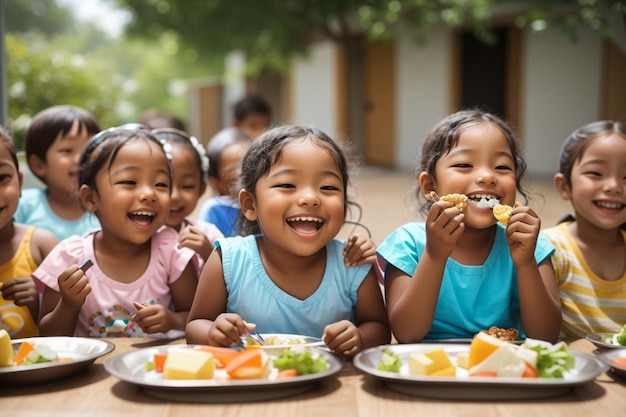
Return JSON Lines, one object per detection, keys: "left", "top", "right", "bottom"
{"left": 115, "top": 0, "right": 625, "bottom": 151}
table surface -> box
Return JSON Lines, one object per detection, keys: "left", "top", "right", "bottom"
{"left": 1, "top": 338, "right": 624, "bottom": 417}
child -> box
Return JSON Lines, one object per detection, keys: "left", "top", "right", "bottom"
{"left": 186, "top": 125, "right": 390, "bottom": 357}
{"left": 152, "top": 127, "right": 223, "bottom": 270}
{"left": 34, "top": 127, "right": 198, "bottom": 337}
{"left": 197, "top": 127, "right": 251, "bottom": 237}
{"left": 232, "top": 94, "right": 272, "bottom": 138}
{"left": 15, "top": 105, "right": 101, "bottom": 240}
{"left": 542, "top": 121, "right": 626, "bottom": 340}
{"left": 378, "top": 110, "right": 561, "bottom": 343}
{"left": 0, "top": 126, "right": 59, "bottom": 338}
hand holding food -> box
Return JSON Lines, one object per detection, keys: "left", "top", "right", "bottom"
{"left": 430, "top": 191, "right": 468, "bottom": 212}
{"left": 57, "top": 265, "right": 91, "bottom": 310}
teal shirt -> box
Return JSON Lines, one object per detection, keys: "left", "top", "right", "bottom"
{"left": 377, "top": 223, "right": 555, "bottom": 339}
{"left": 217, "top": 235, "right": 369, "bottom": 338}
{"left": 14, "top": 188, "right": 100, "bottom": 240}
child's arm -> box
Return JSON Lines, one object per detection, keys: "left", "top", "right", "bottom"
{"left": 133, "top": 261, "right": 197, "bottom": 334}
{"left": 506, "top": 206, "right": 561, "bottom": 343}
{"left": 185, "top": 248, "right": 248, "bottom": 346}
{"left": 1, "top": 227, "right": 60, "bottom": 322}
{"left": 177, "top": 225, "right": 214, "bottom": 261}
{"left": 385, "top": 201, "right": 465, "bottom": 343}
{"left": 38, "top": 265, "right": 91, "bottom": 336}
{"left": 0, "top": 278, "right": 39, "bottom": 322}
{"left": 343, "top": 234, "right": 384, "bottom": 284}
{"left": 323, "top": 269, "right": 390, "bottom": 357}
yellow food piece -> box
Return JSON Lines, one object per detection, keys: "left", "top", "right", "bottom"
{"left": 0, "top": 329, "right": 14, "bottom": 367}
{"left": 456, "top": 351, "right": 470, "bottom": 369}
{"left": 469, "top": 331, "right": 503, "bottom": 368}
{"left": 440, "top": 194, "right": 468, "bottom": 212}
{"left": 431, "top": 365, "right": 456, "bottom": 377}
{"left": 492, "top": 204, "right": 513, "bottom": 226}
{"left": 162, "top": 349, "right": 215, "bottom": 379}
{"left": 409, "top": 349, "right": 453, "bottom": 376}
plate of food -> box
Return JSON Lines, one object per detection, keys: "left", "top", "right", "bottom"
{"left": 597, "top": 349, "right": 626, "bottom": 379}
{"left": 104, "top": 344, "right": 343, "bottom": 402}
{"left": 354, "top": 333, "right": 607, "bottom": 400}
{"left": 586, "top": 332, "right": 626, "bottom": 349}
{"left": 0, "top": 332, "right": 115, "bottom": 385}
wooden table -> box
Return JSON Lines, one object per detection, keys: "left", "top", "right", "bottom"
{"left": 1, "top": 338, "right": 624, "bottom": 417}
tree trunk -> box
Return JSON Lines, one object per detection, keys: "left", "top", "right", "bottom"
{"left": 341, "top": 34, "right": 367, "bottom": 156}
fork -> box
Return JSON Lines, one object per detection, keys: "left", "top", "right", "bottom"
{"left": 248, "top": 328, "right": 266, "bottom": 345}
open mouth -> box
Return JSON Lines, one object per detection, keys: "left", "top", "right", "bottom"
{"left": 467, "top": 194, "right": 500, "bottom": 209}
{"left": 128, "top": 211, "right": 156, "bottom": 226}
{"left": 287, "top": 216, "right": 324, "bottom": 234}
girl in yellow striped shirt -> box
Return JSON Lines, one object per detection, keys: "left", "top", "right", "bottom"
{"left": 543, "top": 121, "right": 626, "bottom": 339}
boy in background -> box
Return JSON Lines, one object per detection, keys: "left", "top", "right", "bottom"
{"left": 232, "top": 94, "right": 271, "bottom": 138}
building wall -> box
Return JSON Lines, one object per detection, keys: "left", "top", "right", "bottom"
{"left": 291, "top": 42, "right": 338, "bottom": 135}
{"left": 522, "top": 27, "right": 603, "bottom": 175}
{"left": 396, "top": 28, "right": 451, "bottom": 170}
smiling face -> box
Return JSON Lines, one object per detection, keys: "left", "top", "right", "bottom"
{"left": 556, "top": 133, "right": 626, "bottom": 230}
{"left": 239, "top": 138, "right": 345, "bottom": 256}
{"left": 166, "top": 143, "right": 206, "bottom": 230}
{"left": 420, "top": 122, "right": 517, "bottom": 229}
{"left": 81, "top": 139, "right": 171, "bottom": 245}
{"left": 29, "top": 119, "right": 91, "bottom": 195}
{"left": 0, "top": 143, "right": 22, "bottom": 233}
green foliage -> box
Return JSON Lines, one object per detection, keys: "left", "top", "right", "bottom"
{"left": 5, "top": 31, "right": 122, "bottom": 149}
{"left": 5, "top": 0, "right": 76, "bottom": 36}
{"left": 115, "top": 0, "right": 625, "bottom": 73}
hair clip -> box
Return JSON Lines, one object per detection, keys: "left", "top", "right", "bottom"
{"left": 159, "top": 140, "right": 173, "bottom": 161}
{"left": 188, "top": 135, "right": 210, "bottom": 177}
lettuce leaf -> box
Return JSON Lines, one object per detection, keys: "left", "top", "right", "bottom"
{"left": 376, "top": 349, "right": 401, "bottom": 373}
{"left": 273, "top": 347, "right": 329, "bottom": 375}
{"left": 520, "top": 339, "right": 575, "bottom": 378}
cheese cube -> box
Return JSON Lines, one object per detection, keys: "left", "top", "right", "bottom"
{"left": 409, "top": 349, "right": 452, "bottom": 376}
{"left": 456, "top": 351, "right": 470, "bottom": 369}
{"left": 163, "top": 349, "right": 215, "bottom": 379}
{"left": 0, "top": 329, "right": 14, "bottom": 367}
{"left": 431, "top": 365, "right": 456, "bottom": 377}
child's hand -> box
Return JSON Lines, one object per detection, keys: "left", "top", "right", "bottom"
{"left": 424, "top": 200, "right": 464, "bottom": 260}
{"left": 207, "top": 313, "right": 249, "bottom": 347}
{"left": 0, "top": 278, "right": 39, "bottom": 320}
{"left": 505, "top": 203, "right": 541, "bottom": 265}
{"left": 177, "top": 225, "right": 214, "bottom": 261}
{"left": 343, "top": 234, "right": 377, "bottom": 267}
{"left": 132, "top": 301, "right": 175, "bottom": 334}
{"left": 322, "top": 320, "right": 363, "bottom": 358}
{"left": 58, "top": 265, "right": 91, "bottom": 310}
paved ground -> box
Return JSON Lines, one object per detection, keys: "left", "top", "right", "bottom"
{"left": 196, "top": 166, "right": 572, "bottom": 245}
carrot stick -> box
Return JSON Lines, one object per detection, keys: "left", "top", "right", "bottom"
{"left": 14, "top": 342, "right": 34, "bottom": 366}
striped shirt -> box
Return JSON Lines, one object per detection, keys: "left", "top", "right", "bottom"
{"left": 542, "top": 222, "right": 626, "bottom": 339}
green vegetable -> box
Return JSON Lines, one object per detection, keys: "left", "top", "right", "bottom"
{"left": 521, "top": 339, "right": 575, "bottom": 378}
{"left": 145, "top": 360, "right": 155, "bottom": 372}
{"left": 376, "top": 349, "right": 401, "bottom": 373}
{"left": 616, "top": 325, "right": 626, "bottom": 346}
{"left": 273, "top": 347, "right": 329, "bottom": 375}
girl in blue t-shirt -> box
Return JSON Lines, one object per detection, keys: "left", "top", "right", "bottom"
{"left": 186, "top": 125, "right": 390, "bottom": 358}
{"left": 378, "top": 109, "right": 561, "bottom": 343}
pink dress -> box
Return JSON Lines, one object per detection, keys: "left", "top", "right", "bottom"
{"left": 33, "top": 227, "right": 195, "bottom": 337}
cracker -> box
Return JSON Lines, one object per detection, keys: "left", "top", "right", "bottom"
{"left": 492, "top": 204, "right": 513, "bottom": 226}
{"left": 440, "top": 193, "right": 468, "bottom": 212}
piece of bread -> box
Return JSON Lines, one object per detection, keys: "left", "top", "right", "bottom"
{"left": 482, "top": 326, "right": 520, "bottom": 342}
{"left": 492, "top": 204, "right": 513, "bottom": 226}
